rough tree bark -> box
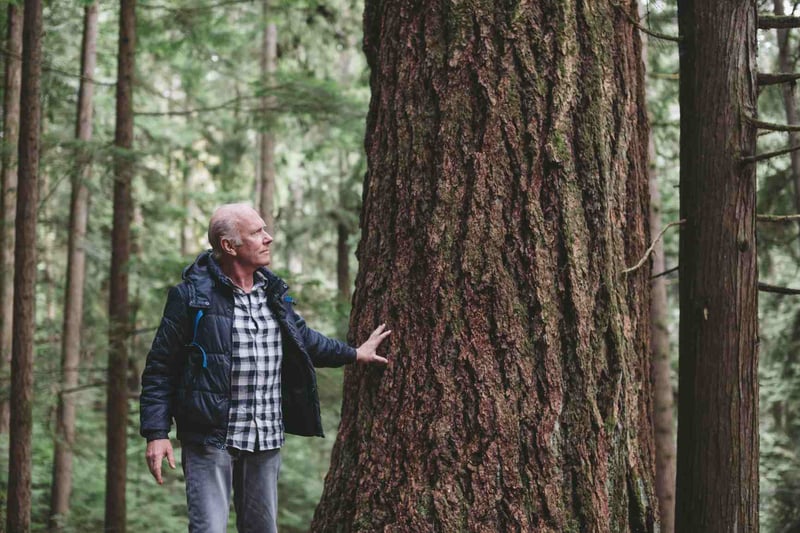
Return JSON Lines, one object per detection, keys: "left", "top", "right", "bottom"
{"left": 106, "top": 1, "right": 136, "bottom": 531}
{"left": 6, "top": 0, "right": 42, "bottom": 531}
{"left": 0, "top": 2, "right": 23, "bottom": 434}
{"left": 675, "top": 0, "right": 759, "bottom": 531}
{"left": 257, "top": 0, "right": 277, "bottom": 235}
{"left": 49, "top": 4, "right": 98, "bottom": 531}
{"left": 312, "top": 1, "right": 656, "bottom": 531}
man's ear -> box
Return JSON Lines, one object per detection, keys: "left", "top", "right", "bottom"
{"left": 221, "top": 238, "right": 237, "bottom": 256}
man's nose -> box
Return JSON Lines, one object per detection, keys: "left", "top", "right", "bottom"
{"left": 264, "top": 232, "right": 273, "bottom": 243}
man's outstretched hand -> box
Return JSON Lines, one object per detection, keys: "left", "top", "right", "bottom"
{"left": 146, "top": 438, "right": 176, "bottom": 485}
{"left": 356, "top": 323, "right": 391, "bottom": 365}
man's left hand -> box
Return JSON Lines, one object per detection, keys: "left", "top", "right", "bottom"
{"left": 356, "top": 323, "right": 391, "bottom": 364}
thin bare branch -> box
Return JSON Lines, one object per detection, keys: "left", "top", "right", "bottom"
{"left": 747, "top": 114, "right": 800, "bottom": 132}
{"left": 759, "top": 282, "right": 800, "bottom": 295}
{"left": 757, "top": 213, "right": 800, "bottom": 222}
{"left": 623, "top": 219, "right": 686, "bottom": 275}
{"left": 0, "top": 45, "right": 116, "bottom": 87}
{"left": 139, "top": 0, "right": 254, "bottom": 12}
{"left": 741, "top": 143, "right": 800, "bottom": 163}
{"left": 651, "top": 265, "right": 679, "bottom": 280}
{"left": 611, "top": 1, "right": 680, "bottom": 42}
{"left": 759, "top": 14, "right": 800, "bottom": 29}
{"left": 758, "top": 72, "right": 800, "bottom": 86}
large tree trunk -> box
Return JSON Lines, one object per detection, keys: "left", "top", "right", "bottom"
{"left": 106, "top": 1, "right": 136, "bottom": 531}
{"left": 6, "top": 0, "right": 42, "bottom": 531}
{"left": 49, "top": 4, "right": 98, "bottom": 531}
{"left": 675, "top": 0, "right": 759, "bottom": 531}
{"left": 0, "top": 2, "right": 23, "bottom": 435}
{"left": 313, "top": 2, "right": 656, "bottom": 531}
{"left": 257, "top": 0, "right": 276, "bottom": 234}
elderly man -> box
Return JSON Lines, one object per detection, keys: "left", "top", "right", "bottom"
{"left": 140, "top": 203, "right": 389, "bottom": 533}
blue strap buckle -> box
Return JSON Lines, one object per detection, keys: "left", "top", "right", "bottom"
{"left": 189, "top": 309, "right": 207, "bottom": 368}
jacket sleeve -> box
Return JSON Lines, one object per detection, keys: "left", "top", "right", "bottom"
{"left": 289, "top": 307, "right": 356, "bottom": 368}
{"left": 139, "top": 285, "right": 189, "bottom": 441}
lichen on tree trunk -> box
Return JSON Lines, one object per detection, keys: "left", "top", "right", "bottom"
{"left": 313, "top": 1, "right": 656, "bottom": 531}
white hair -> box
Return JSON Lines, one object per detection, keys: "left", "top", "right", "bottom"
{"left": 208, "top": 203, "right": 253, "bottom": 260}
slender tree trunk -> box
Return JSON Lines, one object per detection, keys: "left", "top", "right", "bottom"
{"left": 6, "top": 0, "right": 42, "bottom": 531}
{"left": 106, "top": 1, "right": 136, "bottom": 531}
{"left": 675, "top": 0, "right": 759, "bottom": 531}
{"left": 286, "top": 180, "right": 303, "bottom": 275}
{"left": 641, "top": 9, "right": 675, "bottom": 530}
{"left": 648, "top": 136, "right": 675, "bottom": 533}
{"left": 49, "top": 5, "right": 98, "bottom": 531}
{"left": 773, "top": 0, "right": 800, "bottom": 237}
{"left": 0, "top": 2, "right": 23, "bottom": 435}
{"left": 180, "top": 166, "right": 191, "bottom": 256}
{"left": 258, "top": 0, "right": 276, "bottom": 234}
{"left": 336, "top": 219, "right": 350, "bottom": 302}
{"left": 313, "top": 2, "right": 656, "bottom": 531}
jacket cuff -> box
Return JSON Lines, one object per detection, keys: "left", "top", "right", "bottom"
{"left": 347, "top": 345, "right": 358, "bottom": 362}
{"left": 143, "top": 430, "right": 170, "bottom": 442}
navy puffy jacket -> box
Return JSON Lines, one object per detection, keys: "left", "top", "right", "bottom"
{"left": 139, "top": 251, "right": 356, "bottom": 447}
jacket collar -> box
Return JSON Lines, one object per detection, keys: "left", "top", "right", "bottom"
{"left": 182, "top": 250, "right": 288, "bottom": 308}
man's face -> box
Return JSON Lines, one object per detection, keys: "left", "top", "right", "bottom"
{"left": 228, "top": 208, "right": 273, "bottom": 269}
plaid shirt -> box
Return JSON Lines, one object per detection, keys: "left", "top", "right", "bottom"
{"left": 226, "top": 272, "right": 284, "bottom": 451}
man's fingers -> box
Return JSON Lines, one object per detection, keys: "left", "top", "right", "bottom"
{"left": 167, "top": 447, "right": 176, "bottom": 469}
{"left": 146, "top": 439, "right": 173, "bottom": 484}
{"left": 152, "top": 460, "right": 163, "bottom": 485}
{"left": 373, "top": 355, "right": 389, "bottom": 364}
{"left": 370, "top": 326, "right": 391, "bottom": 341}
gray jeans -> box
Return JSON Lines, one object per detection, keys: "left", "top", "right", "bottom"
{"left": 182, "top": 443, "right": 281, "bottom": 533}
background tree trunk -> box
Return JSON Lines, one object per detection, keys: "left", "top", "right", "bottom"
{"left": 6, "top": 0, "right": 43, "bottom": 531}
{"left": 0, "top": 2, "right": 23, "bottom": 435}
{"left": 648, "top": 136, "right": 675, "bottom": 533}
{"left": 336, "top": 151, "right": 351, "bottom": 302}
{"left": 257, "top": 0, "right": 277, "bottom": 235}
{"left": 773, "top": 0, "right": 800, "bottom": 242}
{"left": 675, "top": 0, "right": 759, "bottom": 531}
{"left": 106, "top": 1, "right": 136, "bottom": 531}
{"left": 313, "top": 1, "right": 656, "bottom": 531}
{"left": 49, "top": 4, "right": 98, "bottom": 531}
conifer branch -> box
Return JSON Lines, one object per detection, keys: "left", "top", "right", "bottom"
{"left": 623, "top": 219, "right": 686, "bottom": 275}
{"left": 741, "top": 143, "right": 800, "bottom": 163}
{"left": 758, "top": 72, "right": 800, "bottom": 87}
{"left": 757, "top": 213, "right": 800, "bottom": 222}
{"left": 651, "top": 265, "right": 679, "bottom": 280}
{"left": 758, "top": 14, "right": 800, "bottom": 29}
{"left": 747, "top": 114, "right": 800, "bottom": 132}
{"left": 759, "top": 282, "right": 800, "bottom": 295}
{"left": 139, "top": 0, "right": 254, "bottom": 12}
{"left": 135, "top": 95, "right": 257, "bottom": 116}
